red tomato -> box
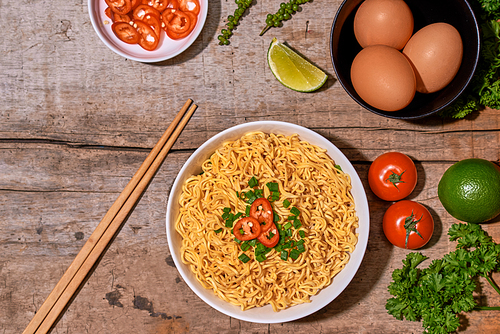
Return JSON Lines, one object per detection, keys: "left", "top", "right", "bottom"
{"left": 368, "top": 152, "right": 417, "bottom": 201}
{"left": 249, "top": 198, "right": 274, "bottom": 233}
{"left": 134, "top": 20, "right": 159, "bottom": 51}
{"left": 383, "top": 200, "right": 434, "bottom": 249}
{"left": 257, "top": 223, "right": 279, "bottom": 247}
{"left": 165, "top": 10, "right": 196, "bottom": 39}
{"left": 163, "top": 9, "right": 191, "bottom": 34}
{"left": 112, "top": 22, "right": 140, "bottom": 44}
{"left": 233, "top": 217, "right": 262, "bottom": 241}
{"left": 179, "top": 0, "right": 200, "bottom": 15}
{"left": 105, "top": 0, "right": 132, "bottom": 14}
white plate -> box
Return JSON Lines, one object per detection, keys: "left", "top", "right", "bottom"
{"left": 88, "top": 0, "right": 208, "bottom": 62}
{"left": 166, "top": 121, "right": 370, "bottom": 323}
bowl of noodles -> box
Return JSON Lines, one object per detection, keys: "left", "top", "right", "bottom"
{"left": 166, "top": 121, "right": 369, "bottom": 323}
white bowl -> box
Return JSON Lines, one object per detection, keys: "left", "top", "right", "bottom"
{"left": 88, "top": 0, "right": 208, "bottom": 62}
{"left": 166, "top": 121, "right": 370, "bottom": 323}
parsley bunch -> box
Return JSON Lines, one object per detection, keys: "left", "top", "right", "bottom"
{"left": 386, "top": 223, "right": 500, "bottom": 333}
{"left": 439, "top": 0, "right": 500, "bottom": 118}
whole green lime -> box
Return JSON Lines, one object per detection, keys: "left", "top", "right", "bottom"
{"left": 438, "top": 159, "right": 500, "bottom": 223}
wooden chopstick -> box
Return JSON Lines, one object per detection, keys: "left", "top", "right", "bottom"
{"left": 23, "top": 99, "right": 197, "bottom": 334}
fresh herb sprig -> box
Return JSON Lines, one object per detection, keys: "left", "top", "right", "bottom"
{"left": 386, "top": 223, "right": 500, "bottom": 334}
{"left": 439, "top": 0, "right": 500, "bottom": 118}
{"left": 218, "top": 0, "right": 254, "bottom": 45}
{"left": 260, "top": 0, "right": 311, "bottom": 36}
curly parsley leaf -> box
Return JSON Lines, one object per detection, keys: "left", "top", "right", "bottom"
{"left": 386, "top": 223, "right": 500, "bottom": 333}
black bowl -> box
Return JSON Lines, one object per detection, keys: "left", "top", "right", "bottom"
{"left": 330, "top": 0, "right": 480, "bottom": 120}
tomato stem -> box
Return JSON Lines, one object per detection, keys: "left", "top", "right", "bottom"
{"left": 404, "top": 210, "right": 423, "bottom": 249}
{"left": 386, "top": 170, "right": 406, "bottom": 190}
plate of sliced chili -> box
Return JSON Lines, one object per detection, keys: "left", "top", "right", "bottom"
{"left": 89, "top": 0, "right": 207, "bottom": 62}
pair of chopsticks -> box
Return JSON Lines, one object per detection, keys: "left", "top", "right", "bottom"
{"left": 23, "top": 99, "right": 197, "bottom": 334}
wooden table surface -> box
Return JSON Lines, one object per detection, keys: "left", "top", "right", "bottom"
{"left": 1, "top": 0, "right": 500, "bottom": 333}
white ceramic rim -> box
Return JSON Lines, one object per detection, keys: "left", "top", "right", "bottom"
{"left": 166, "top": 121, "right": 370, "bottom": 323}
{"left": 88, "top": 0, "right": 208, "bottom": 63}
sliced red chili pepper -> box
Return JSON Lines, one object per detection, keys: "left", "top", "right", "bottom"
{"left": 163, "top": 9, "right": 191, "bottom": 34}
{"left": 141, "top": 13, "right": 161, "bottom": 38}
{"left": 165, "top": 10, "right": 197, "bottom": 39}
{"left": 131, "top": 0, "right": 141, "bottom": 10}
{"left": 105, "top": 7, "right": 113, "bottom": 19}
{"left": 133, "top": 5, "right": 161, "bottom": 21}
{"left": 167, "top": 0, "right": 179, "bottom": 9}
{"left": 257, "top": 223, "right": 279, "bottom": 248}
{"left": 233, "top": 217, "right": 261, "bottom": 241}
{"left": 179, "top": 0, "right": 199, "bottom": 15}
{"left": 112, "top": 22, "right": 140, "bottom": 44}
{"left": 134, "top": 20, "right": 159, "bottom": 51}
{"left": 105, "top": 0, "right": 132, "bottom": 15}
{"left": 250, "top": 198, "right": 274, "bottom": 233}
{"left": 142, "top": 0, "right": 169, "bottom": 11}
{"left": 112, "top": 12, "right": 132, "bottom": 23}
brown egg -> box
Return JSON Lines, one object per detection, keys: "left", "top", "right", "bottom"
{"left": 351, "top": 45, "right": 416, "bottom": 111}
{"left": 354, "top": 0, "right": 414, "bottom": 50}
{"left": 403, "top": 23, "right": 463, "bottom": 93}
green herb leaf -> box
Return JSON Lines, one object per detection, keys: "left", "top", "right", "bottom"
{"left": 214, "top": 228, "right": 223, "bottom": 234}
{"left": 290, "top": 206, "right": 300, "bottom": 216}
{"left": 290, "top": 249, "right": 301, "bottom": 260}
{"left": 283, "top": 199, "right": 291, "bottom": 208}
{"left": 238, "top": 254, "right": 251, "bottom": 263}
{"left": 241, "top": 241, "right": 251, "bottom": 251}
{"left": 293, "top": 219, "right": 302, "bottom": 229}
{"left": 281, "top": 250, "right": 288, "bottom": 261}
{"left": 266, "top": 182, "right": 279, "bottom": 192}
{"left": 248, "top": 176, "right": 258, "bottom": 188}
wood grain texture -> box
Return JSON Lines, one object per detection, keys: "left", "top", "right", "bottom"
{"left": 1, "top": 0, "right": 499, "bottom": 333}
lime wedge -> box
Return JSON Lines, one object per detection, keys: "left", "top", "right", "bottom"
{"left": 267, "top": 38, "right": 327, "bottom": 92}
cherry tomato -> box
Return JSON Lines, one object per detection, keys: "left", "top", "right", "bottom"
{"left": 165, "top": 10, "right": 196, "bottom": 39}
{"left": 134, "top": 20, "right": 159, "bottom": 51}
{"left": 368, "top": 152, "right": 417, "bottom": 201}
{"left": 233, "top": 217, "right": 262, "bottom": 241}
{"left": 112, "top": 22, "right": 140, "bottom": 44}
{"left": 179, "top": 0, "right": 200, "bottom": 15}
{"left": 249, "top": 198, "right": 274, "bottom": 233}
{"left": 133, "top": 5, "right": 161, "bottom": 21}
{"left": 105, "top": 0, "right": 132, "bottom": 14}
{"left": 257, "top": 223, "right": 279, "bottom": 248}
{"left": 162, "top": 9, "right": 191, "bottom": 34}
{"left": 383, "top": 200, "right": 434, "bottom": 249}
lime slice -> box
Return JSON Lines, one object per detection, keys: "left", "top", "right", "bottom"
{"left": 267, "top": 38, "right": 327, "bottom": 92}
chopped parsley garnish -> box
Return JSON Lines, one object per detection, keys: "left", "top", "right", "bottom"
{"left": 214, "top": 228, "right": 223, "bottom": 234}
{"left": 283, "top": 199, "right": 291, "bottom": 208}
{"left": 334, "top": 164, "right": 342, "bottom": 171}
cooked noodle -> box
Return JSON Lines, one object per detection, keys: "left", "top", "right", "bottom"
{"left": 175, "top": 131, "right": 359, "bottom": 311}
